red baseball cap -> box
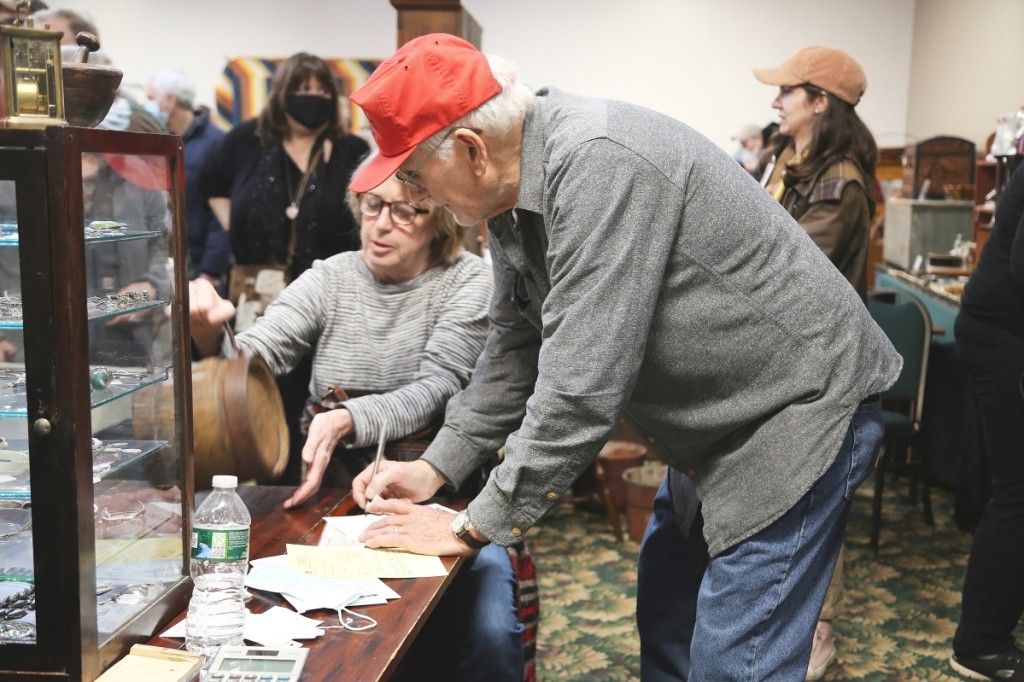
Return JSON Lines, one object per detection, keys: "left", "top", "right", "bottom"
{"left": 349, "top": 33, "right": 501, "bottom": 193}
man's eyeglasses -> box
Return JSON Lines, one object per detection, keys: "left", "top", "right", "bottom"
{"left": 395, "top": 127, "right": 483, "bottom": 191}
{"left": 358, "top": 192, "right": 429, "bottom": 227}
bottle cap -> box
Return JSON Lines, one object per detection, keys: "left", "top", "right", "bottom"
{"left": 211, "top": 475, "right": 238, "bottom": 489}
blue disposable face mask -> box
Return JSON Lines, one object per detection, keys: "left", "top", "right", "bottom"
{"left": 142, "top": 99, "right": 168, "bottom": 124}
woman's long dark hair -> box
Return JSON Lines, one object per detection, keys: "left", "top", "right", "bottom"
{"left": 766, "top": 84, "right": 877, "bottom": 186}
{"left": 256, "top": 52, "right": 342, "bottom": 146}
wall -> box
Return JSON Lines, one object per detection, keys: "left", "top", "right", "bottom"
{"left": 907, "top": 0, "right": 1024, "bottom": 151}
{"left": 46, "top": 0, "right": 1012, "bottom": 154}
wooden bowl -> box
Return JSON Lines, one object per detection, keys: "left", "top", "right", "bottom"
{"left": 62, "top": 63, "right": 123, "bottom": 128}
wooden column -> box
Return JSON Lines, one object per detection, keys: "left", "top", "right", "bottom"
{"left": 390, "top": 0, "right": 486, "bottom": 254}
{"left": 390, "top": 0, "right": 482, "bottom": 49}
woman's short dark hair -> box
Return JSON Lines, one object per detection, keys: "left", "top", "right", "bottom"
{"left": 256, "top": 52, "right": 341, "bottom": 146}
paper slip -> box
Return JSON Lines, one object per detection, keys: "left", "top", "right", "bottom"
{"left": 321, "top": 505, "right": 456, "bottom": 548}
{"left": 246, "top": 562, "right": 366, "bottom": 613}
{"left": 160, "top": 606, "right": 319, "bottom": 646}
{"left": 250, "top": 555, "right": 398, "bottom": 605}
{"left": 245, "top": 606, "right": 322, "bottom": 647}
{"left": 287, "top": 544, "right": 448, "bottom": 579}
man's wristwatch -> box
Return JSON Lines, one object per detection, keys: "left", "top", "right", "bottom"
{"left": 451, "top": 510, "right": 489, "bottom": 550}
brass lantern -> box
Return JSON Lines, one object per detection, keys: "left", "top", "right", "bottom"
{"left": 0, "top": 2, "right": 64, "bottom": 128}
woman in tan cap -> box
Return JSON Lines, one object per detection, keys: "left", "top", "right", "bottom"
{"left": 755, "top": 45, "right": 878, "bottom": 681}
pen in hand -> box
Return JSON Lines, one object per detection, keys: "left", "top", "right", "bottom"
{"left": 367, "top": 424, "right": 387, "bottom": 509}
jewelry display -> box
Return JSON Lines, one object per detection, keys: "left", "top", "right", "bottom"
{"left": 0, "top": 508, "right": 31, "bottom": 541}
{"left": 0, "top": 293, "right": 22, "bottom": 322}
{"left": 95, "top": 498, "right": 147, "bottom": 539}
{"left": 114, "top": 583, "right": 157, "bottom": 605}
{"left": 86, "top": 290, "right": 151, "bottom": 313}
{"left": 0, "top": 371, "right": 25, "bottom": 390}
{"left": 0, "top": 584, "right": 35, "bottom": 642}
{"left": 89, "top": 367, "right": 112, "bottom": 391}
{"left": 83, "top": 220, "right": 128, "bottom": 237}
{"left": 88, "top": 369, "right": 152, "bottom": 393}
{"left": 0, "top": 449, "right": 29, "bottom": 485}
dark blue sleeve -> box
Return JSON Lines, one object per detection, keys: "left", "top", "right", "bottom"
{"left": 196, "top": 213, "right": 231, "bottom": 277}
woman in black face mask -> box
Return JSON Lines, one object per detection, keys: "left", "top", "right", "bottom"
{"left": 199, "top": 52, "right": 369, "bottom": 486}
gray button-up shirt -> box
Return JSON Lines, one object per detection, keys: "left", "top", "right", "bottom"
{"left": 422, "top": 87, "right": 901, "bottom": 556}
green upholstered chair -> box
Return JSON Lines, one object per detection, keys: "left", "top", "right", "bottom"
{"left": 868, "top": 289, "right": 933, "bottom": 553}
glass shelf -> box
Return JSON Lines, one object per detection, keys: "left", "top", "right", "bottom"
{"left": 0, "top": 228, "right": 163, "bottom": 246}
{"left": 0, "top": 299, "right": 169, "bottom": 330}
{"left": 0, "top": 367, "right": 169, "bottom": 417}
{"left": 0, "top": 439, "right": 170, "bottom": 500}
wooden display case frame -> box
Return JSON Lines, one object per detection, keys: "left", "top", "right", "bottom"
{"left": 0, "top": 126, "right": 194, "bottom": 682}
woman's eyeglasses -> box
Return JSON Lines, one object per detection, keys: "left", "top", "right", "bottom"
{"left": 359, "top": 193, "right": 429, "bottom": 227}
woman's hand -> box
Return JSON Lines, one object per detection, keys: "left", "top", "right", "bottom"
{"left": 283, "top": 409, "right": 354, "bottom": 509}
{"left": 353, "top": 459, "right": 446, "bottom": 510}
{"left": 189, "top": 278, "right": 235, "bottom": 356}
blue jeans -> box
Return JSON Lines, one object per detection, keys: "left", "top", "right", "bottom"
{"left": 637, "top": 398, "right": 882, "bottom": 681}
{"left": 394, "top": 543, "right": 524, "bottom": 681}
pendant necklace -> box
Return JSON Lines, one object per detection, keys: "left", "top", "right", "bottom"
{"left": 284, "top": 142, "right": 324, "bottom": 221}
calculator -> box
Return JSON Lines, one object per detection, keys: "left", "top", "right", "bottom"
{"left": 206, "top": 646, "right": 309, "bottom": 681}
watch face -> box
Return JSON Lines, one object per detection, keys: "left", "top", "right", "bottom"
{"left": 451, "top": 510, "right": 468, "bottom": 535}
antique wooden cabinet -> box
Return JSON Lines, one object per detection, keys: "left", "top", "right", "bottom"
{"left": 0, "top": 126, "right": 193, "bottom": 681}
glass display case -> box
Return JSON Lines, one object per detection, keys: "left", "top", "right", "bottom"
{"left": 0, "top": 126, "right": 193, "bottom": 681}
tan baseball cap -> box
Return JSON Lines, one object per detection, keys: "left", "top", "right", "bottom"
{"left": 754, "top": 46, "right": 866, "bottom": 106}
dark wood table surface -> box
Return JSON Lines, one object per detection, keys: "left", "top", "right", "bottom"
{"left": 147, "top": 485, "right": 462, "bottom": 681}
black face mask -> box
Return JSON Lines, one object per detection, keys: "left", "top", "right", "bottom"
{"left": 285, "top": 94, "right": 334, "bottom": 130}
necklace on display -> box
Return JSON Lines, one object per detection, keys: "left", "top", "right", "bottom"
{"left": 284, "top": 143, "right": 325, "bottom": 222}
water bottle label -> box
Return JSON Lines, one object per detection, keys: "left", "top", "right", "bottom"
{"left": 191, "top": 527, "right": 250, "bottom": 561}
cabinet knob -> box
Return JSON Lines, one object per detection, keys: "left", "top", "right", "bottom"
{"left": 32, "top": 418, "right": 52, "bottom": 436}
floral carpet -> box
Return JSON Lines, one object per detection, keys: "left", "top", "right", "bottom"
{"left": 527, "top": 475, "right": 1021, "bottom": 681}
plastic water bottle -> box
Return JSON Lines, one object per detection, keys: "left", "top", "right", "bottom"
{"left": 185, "top": 475, "right": 251, "bottom": 657}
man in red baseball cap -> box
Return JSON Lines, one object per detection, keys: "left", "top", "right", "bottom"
{"left": 351, "top": 34, "right": 901, "bottom": 682}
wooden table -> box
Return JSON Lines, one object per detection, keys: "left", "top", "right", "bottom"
{"left": 147, "top": 486, "right": 462, "bottom": 681}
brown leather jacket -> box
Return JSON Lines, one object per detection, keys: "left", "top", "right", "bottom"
{"left": 767, "top": 147, "right": 875, "bottom": 300}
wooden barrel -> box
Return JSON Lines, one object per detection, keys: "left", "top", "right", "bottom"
{"left": 622, "top": 463, "right": 668, "bottom": 543}
{"left": 133, "top": 355, "right": 289, "bottom": 489}
{"left": 596, "top": 440, "right": 649, "bottom": 512}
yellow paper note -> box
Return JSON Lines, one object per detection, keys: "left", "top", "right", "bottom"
{"left": 96, "top": 537, "right": 183, "bottom": 566}
{"left": 286, "top": 544, "right": 448, "bottom": 579}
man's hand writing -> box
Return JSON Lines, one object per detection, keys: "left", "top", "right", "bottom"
{"left": 353, "top": 459, "right": 445, "bottom": 509}
{"left": 359, "top": 498, "right": 480, "bottom": 556}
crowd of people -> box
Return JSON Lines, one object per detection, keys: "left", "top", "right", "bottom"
{"left": 31, "top": 3, "right": 1021, "bottom": 679}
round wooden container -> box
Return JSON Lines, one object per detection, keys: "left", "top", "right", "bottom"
{"left": 596, "top": 440, "right": 649, "bottom": 512}
{"left": 622, "top": 463, "right": 668, "bottom": 543}
{"left": 133, "top": 355, "right": 289, "bottom": 489}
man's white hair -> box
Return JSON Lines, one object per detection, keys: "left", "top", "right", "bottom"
{"left": 145, "top": 67, "right": 196, "bottom": 110}
{"left": 430, "top": 54, "right": 534, "bottom": 161}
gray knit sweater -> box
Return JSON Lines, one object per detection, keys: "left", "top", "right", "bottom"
{"left": 236, "top": 251, "right": 492, "bottom": 447}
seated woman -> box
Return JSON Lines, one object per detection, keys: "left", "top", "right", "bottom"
{"left": 189, "top": 169, "right": 534, "bottom": 681}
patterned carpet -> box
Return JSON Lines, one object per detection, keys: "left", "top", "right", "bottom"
{"left": 526, "top": 473, "right": 1021, "bottom": 681}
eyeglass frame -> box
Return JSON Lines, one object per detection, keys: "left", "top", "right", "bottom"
{"left": 395, "top": 127, "right": 484, "bottom": 191}
{"left": 358, "top": 192, "right": 429, "bottom": 227}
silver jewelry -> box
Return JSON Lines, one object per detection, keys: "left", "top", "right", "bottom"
{"left": 0, "top": 508, "right": 31, "bottom": 541}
